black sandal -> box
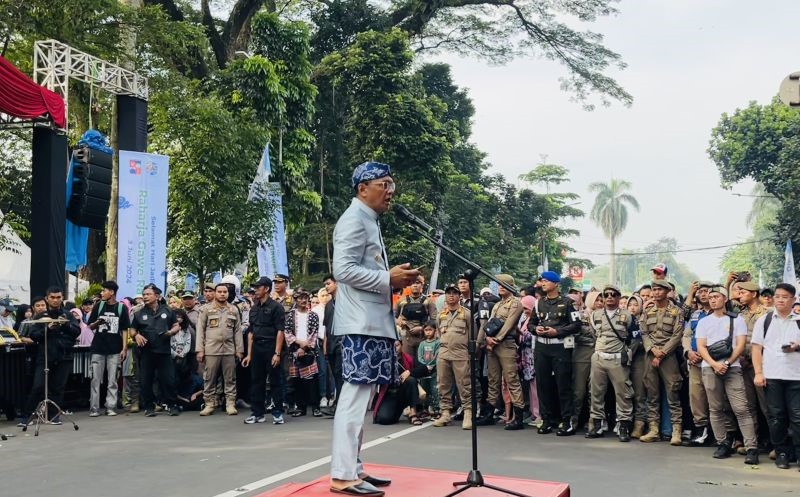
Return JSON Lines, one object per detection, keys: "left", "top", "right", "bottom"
{"left": 409, "top": 415, "right": 423, "bottom": 425}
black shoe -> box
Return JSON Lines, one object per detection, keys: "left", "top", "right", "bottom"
{"left": 321, "top": 407, "right": 336, "bottom": 418}
{"left": 556, "top": 420, "right": 576, "bottom": 437}
{"left": 585, "top": 419, "right": 602, "bottom": 439}
{"left": 331, "top": 481, "right": 384, "bottom": 496}
{"left": 475, "top": 412, "right": 496, "bottom": 426}
{"left": 169, "top": 406, "right": 181, "bottom": 416}
{"left": 537, "top": 424, "right": 554, "bottom": 435}
{"left": 504, "top": 407, "right": 525, "bottom": 431}
{"left": 361, "top": 475, "right": 392, "bottom": 487}
{"left": 776, "top": 452, "right": 790, "bottom": 469}
{"left": 313, "top": 408, "right": 323, "bottom": 417}
{"left": 685, "top": 425, "right": 710, "bottom": 447}
{"left": 291, "top": 410, "right": 306, "bottom": 417}
{"left": 744, "top": 448, "right": 759, "bottom": 465}
{"left": 145, "top": 409, "right": 156, "bottom": 417}
{"left": 713, "top": 443, "right": 733, "bottom": 459}
{"left": 618, "top": 421, "right": 631, "bottom": 443}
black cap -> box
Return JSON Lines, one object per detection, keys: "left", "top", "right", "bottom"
{"left": 273, "top": 273, "right": 290, "bottom": 282}
{"left": 101, "top": 280, "right": 119, "bottom": 292}
{"left": 143, "top": 283, "right": 162, "bottom": 295}
{"left": 254, "top": 276, "right": 273, "bottom": 289}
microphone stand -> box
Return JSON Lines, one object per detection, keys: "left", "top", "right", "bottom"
{"left": 397, "top": 215, "right": 534, "bottom": 497}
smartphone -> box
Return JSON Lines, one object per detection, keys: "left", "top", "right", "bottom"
{"left": 782, "top": 344, "right": 793, "bottom": 352}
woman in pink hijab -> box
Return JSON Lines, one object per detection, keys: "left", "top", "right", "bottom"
{"left": 518, "top": 295, "right": 539, "bottom": 426}
{"left": 71, "top": 307, "right": 94, "bottom": 347}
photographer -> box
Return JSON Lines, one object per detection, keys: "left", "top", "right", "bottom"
{"left": 23, "top": 287, "right": 81, "bottom": 424}
{"left": 696, "top": 286, "right": 758, "bottom": 464}
{"left": 87, "top": 280, "right": 130, "bottom": 417}
{"left": 751, "top": 283, "right": 800, "bottom": 470}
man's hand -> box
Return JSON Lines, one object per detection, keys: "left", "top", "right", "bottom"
{"left": 651, "top": 357, "right": 661, "bottom": 368}
{"left": 535, "top": 326, "right": 546, "bottom": 336}
{"left": 296, "top": 348, "right": 306, "bottom": 357}
{"left": 390, "top": 263, "right": 421, "bottom": 288}
{"left": 119, "top": 349, "right": 128, "bottom": 362}
{"left": 651, "top": 347, "right": 664, "bottom": 359}
{"left": 712, "top": 361, "right": 729, "bottom": 376}
{"left": 754, "top": 372, "right": 766, "bottom": 387}
{"left": 544, "top": 327, "right": 558, "bottom": 338}
{"left": 739, "top": 355, "right": 751, "bottom": 368}
{"left": 686, "top": 350, "right": 701, "bottom": 366}
{"left": 236, "top": 352, "right": 244, "bottom": 361}
{"left": 726, "top": 272, "right": 737, "bottom": 285}
{"left": 485, "top": 336, "right": 497, "bottom": 347}
{"left": 271, "top": 353, "right": 281, "bottom": 367}
{"left": 197, "top": 351, "right": 205, "bottom": 363}
{"left": 135, "top": 334, "right": 147, "bottom": 347}
{"left": 242, "top": 355, "right": 251, "bottom": 367}
{"left": 400, "top": 370, "right": 411, "bottom": 382}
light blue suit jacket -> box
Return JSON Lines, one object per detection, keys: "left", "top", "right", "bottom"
{"left": 332, "top": 198, "right": 397, "bottom": 340}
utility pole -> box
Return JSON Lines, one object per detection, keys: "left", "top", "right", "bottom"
{"left": 429, "top": 229, "right": 444, "bottom": 290}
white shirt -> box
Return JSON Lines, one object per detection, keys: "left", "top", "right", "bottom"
{"left": 752, "top": 311, "right": 800, "bottom": 381}
{"left": 294, "top": 311, "right": 309, "bottom": 342}
{"left": 312, "top": 304, "right": 326, "bottom": 337}
{"left": 695, "top": 313, "right": 747, "bottom": 368}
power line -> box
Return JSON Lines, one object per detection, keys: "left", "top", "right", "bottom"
{"left": 572, "top": 237, "right": 777, "bottom": 257}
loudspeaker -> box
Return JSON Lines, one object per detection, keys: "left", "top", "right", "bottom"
{"left": 30, "top": 126, "right": 68, "bottom": 298}
{"left": 67, "top": 145, "right": 112, "bottom": 230}
{"left": 118, "top": 95, "right": 148, "bottom": 152}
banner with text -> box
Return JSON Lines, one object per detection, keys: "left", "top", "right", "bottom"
{"left": 256, "top": 183, "right": 289, "bottom": 279}
{"left": 117, "top": 151, "right": 169, "bottom": 298}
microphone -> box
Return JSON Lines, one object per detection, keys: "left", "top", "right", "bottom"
{"left": 393, "top": 204, "right": 434, "bottom": 231}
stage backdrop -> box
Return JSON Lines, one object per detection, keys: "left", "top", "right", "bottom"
{"left": 117, "top": 151, "right": 169, "bottom": 298}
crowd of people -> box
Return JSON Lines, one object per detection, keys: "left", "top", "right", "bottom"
{"left": 2, "top": 261, "right": 800, "bottom": 472}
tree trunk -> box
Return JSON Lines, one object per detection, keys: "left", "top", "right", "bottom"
{"left": 105, "top": 97, "right": 118, "bottom": 280}
{"left": 609, "top": 236, "right": 616, "bottom": 286}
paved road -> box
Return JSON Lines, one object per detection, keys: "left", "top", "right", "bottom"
{"left": 2, "top": 411, "right": 794, "bottom": 497}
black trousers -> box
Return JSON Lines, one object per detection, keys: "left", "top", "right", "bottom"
{"left": 292, "top": 376, "right": 320, "bottom": 413}
{"left": 534, "top": 342, "right": 574, "bottom": 426}
{"left": 327, "top": 342, "right": 343, "bottom": 405}
{"left": 140, "top": 349, "right": 177, "bottom": 410}
{"left": 765, "top": 379, "right": 800, "bottom": 454}
{"left": 250, "top": 341, "right": 282, "bottom": 417}
{"left": 375, "top": 377, "right": 420, "bottom": 425}
{"left": 25, "top": 358, "right": 72, "bottom": 419}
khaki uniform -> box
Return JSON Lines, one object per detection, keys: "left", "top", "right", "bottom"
{"left": 396, "top": 295, "right": 437, "bottom": 357}
{"left": 197, "top": 302, "right": 244, "bottom": 406}
{"left": 436, "top": 307, "right": 472, "bottom": 411}
{"left": 641, "top": 302, "right": 684, "bottom": 425}
{"left": 589, "top": 308, "right": 634, "bottom": 422}
{"left": 479, "top": 295, "right": 524, "bottom": 409}
{"left": 573, "top": 312, "right": 596, "bottom": 423}
{"left": 272, "top": 292, "right": 294, "bottom": 314}
{"left": 739, "top": 304, "right": 769, "bottom": 422}
{"left": 682, "top": 309, "right": 710, "bottom": 429}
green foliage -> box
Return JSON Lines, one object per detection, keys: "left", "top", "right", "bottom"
{"left": 75, "top": 283, "right": 103, "bottom": 306}
{"left": 708, "top": 99, "right": 798, "bottom": 272}
{"left": 149, "top": 83, "right": 276, "bottom": 281}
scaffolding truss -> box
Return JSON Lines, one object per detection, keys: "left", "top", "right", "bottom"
{"left": 33, "top": 39, "right": 148, "bottom": 130}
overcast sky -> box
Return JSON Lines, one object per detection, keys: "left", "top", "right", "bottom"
{"left": 429, "top": 0, "right": 798, "bottom": 281}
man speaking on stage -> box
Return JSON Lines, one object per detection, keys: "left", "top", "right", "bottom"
{"left": 329, "top": 162, "right": 421, "bottom": 497}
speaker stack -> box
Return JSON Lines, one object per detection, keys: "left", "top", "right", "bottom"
{"left": 67, "top": 146, "right": 113, "bottom": 230}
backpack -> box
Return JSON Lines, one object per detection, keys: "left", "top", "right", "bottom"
{"left": 401, "top": 296, "right": 429, "bottom": 322}
{"left": 98, "top": 301, "right": 123, "bottom": 316}
{"left": 762, "top": 311, "right": 800, "bottom": 336}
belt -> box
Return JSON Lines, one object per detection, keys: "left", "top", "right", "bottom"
{"left": 597, "top": 351, "right": 622, "bottom": 360}
{"left": 253, "top": 336, "right": 276, "bottom": 343}
{"left": 536, "top": 337, "right": 564, "bottom": 345}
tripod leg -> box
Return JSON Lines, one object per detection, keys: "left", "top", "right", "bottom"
{"left": 441, "top": 483, "right": 476, "bottom": 497}
{"left": 482, "top": 482, "right": 536, "bottom": 497}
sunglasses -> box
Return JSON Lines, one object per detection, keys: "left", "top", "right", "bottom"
{"left": 370, "top": 180, "right": 396, "bottom": 192}
{"left": 603, "top": 292, "right": 620, "bottom": 298}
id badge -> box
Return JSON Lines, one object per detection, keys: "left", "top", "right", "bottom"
{"left": 563, "top": 336, "right": 575, "bottom": 349}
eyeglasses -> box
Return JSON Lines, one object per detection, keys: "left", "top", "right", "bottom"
{"left": 370, "top": 180, "right": 396, "bottom": 192}
{"left": 603, "top": 292, "right": 620, "bottom": 298}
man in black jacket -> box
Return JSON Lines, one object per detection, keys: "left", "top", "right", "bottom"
{"left": 23, "top": 287, "right": 81, "bottom": 423}
{"left": 321, "top": 275, "right": 341, "bottom": 415}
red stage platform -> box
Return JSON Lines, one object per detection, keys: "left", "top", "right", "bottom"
{"left": 255, "top": 464, "right": 570, "bottom": 497}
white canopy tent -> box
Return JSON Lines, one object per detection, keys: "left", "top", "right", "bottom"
{"left": 0, "top": 210, "right": 89, "bottom": 303}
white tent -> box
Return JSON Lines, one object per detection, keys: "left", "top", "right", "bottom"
{"left": 0, "top": 209, "right": 31, "bottom": 303}
{"left": 0, "top": 211, "right": 89, "bottom": 303}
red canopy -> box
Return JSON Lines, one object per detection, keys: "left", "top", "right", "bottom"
{"left": 0, "top": 55, "right": 65, "bottom": 128}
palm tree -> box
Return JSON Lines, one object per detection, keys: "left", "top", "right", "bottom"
{"left": 589, "top": 179, "right": 640, "bottom": 286}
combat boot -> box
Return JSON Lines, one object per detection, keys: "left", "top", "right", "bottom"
{"left": 129, "top": 402, "right": 140, "bottom": 414}
{"left": 462, "top": 409, "right": 472, "bottom": 430}
{"left": 199, "top": 403, "right": 215, "bottom": 416}
{"left": 475, "top": 409, "right": 496, "bottom": 426}
{"left": 670, "top": 423, "right": 682, "bottom": 446}
{"left": 226, "top": 401, "right": 238, "bottom": 416}
{"left": 433, "top": 409, "right": 452, "bottom": 427}
{"left": 639, "top": 422, "right": 660, "bottom": 443}
{"left": 505, "top": 407, "right": 524, "bottom": 431}
{"left": 585, "top": 419, "right": 602, "bottom": 438}
{"left": 630, "top": 420, "right": 645, "bottom": 439}
{"left": 618, "top": 421, "right": 631, "bottom": 442}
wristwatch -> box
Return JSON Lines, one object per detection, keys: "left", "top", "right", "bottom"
{"left": 723, "top": 360, "right": 730, "bottom": 366}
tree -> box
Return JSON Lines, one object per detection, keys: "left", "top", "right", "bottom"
{"left": 588, "top": 179, "right": 639, "bottom": 286}
{"left": 149, "top": 85, "right": 276, "bottom": 282}
{"left": 708, "top": 99, "right": 799, "bottom": 274}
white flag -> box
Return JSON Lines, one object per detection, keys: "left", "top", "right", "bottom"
{"left": 784, "top": 240, "right": 798, "bottom": 289}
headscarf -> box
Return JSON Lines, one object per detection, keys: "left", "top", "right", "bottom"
{"left": 569, "top": 293, "right": 585, "bottom": 311}
{"left": 519, "top": 295, "right": 536, "bottom": 332}
{"left": 583, "top": 291, "right": 600, "bottom": 314}
{"left": 627, "top": 295, "right": 644, "bottom": 318}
